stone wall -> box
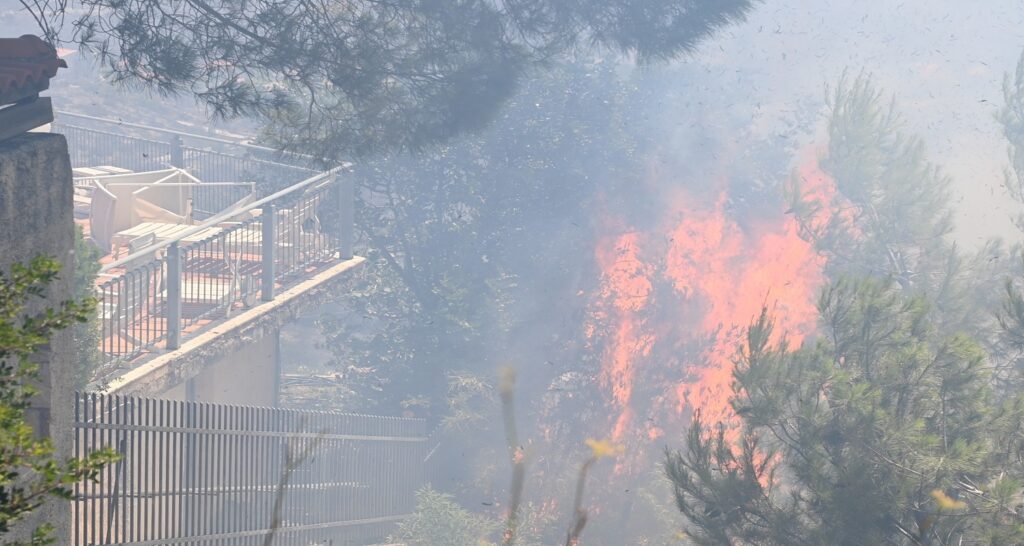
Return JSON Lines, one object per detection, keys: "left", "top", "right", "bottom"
{"left": 0, "top": 133, "right": 75, "bottom": 542}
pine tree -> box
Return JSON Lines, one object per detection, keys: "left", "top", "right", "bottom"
{"left": 789, "top": 73, "right": 955, "bottom": 294}
{"left": 25, "top": 0, "right": 753, "bottom": 159}
{"left": 999, "top": 48, "right": 1024, "bottom": 232}
{"left": 992, "top": 47, "right": 1024, "bottom": 388}
{"left": 666, "top": 73, "right": 1024, "bottom": 546}
{"left": 789, "top": 73, "right": 1005, "bottom": 342}
{"left": 666, "top": 280, "right": 1024, "bottom": 545}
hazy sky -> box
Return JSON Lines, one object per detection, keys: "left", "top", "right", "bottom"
{"left": 5, "top": 0, "right": 1024, "bottom": 243}
{"left": 685, "top": 0, "right": 1024, "bottom": 246}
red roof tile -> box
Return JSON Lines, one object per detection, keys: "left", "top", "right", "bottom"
{"left": 0, "top": 35, "right": 66, "bottom": 105}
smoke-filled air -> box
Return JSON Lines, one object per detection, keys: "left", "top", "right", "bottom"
{"left": 5, "top": 1, "right": 1024, "bottom": 545}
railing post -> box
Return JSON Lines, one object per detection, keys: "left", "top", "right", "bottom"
{"left": 337, "top": 173, "right": 354, "bottom": 260}
{"left": 166, "top": 242, "right": 182, "bottom": 350}
{"left": 170, "top": 135, "right": 184, "bottom": 167}
{"left": 262, "top": 203, "right": 276, "bottom": 301}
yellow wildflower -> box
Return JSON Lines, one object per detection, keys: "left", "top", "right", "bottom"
{"left": 930, "top": 489, "right": 967, "bottom": 511}
{"left": 585, "top": 438, "right": 624, "bottom": 459}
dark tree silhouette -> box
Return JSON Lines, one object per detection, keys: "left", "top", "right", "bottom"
{"left": 27, "top": 0, "right": 754, "bottom": 158}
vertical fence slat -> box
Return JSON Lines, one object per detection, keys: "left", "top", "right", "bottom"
{"left": 88, "top": 393, "right": 97, "bottom": 546}
{"left": 72, "top": 394, "right": 426, "bottom": 546}
{"left": 73, "top": 393, "right": 81, "bottom": 546}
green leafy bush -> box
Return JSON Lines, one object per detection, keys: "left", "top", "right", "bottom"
{"left": 0, "top": 257, "right": 116, "bottom": 544}
{"left": 393, "top": 488, "right": 499, "bottom": 546}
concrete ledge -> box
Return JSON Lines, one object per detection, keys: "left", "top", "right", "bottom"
{"left": 99, "top": 256, "right": 366, "bottom": 395}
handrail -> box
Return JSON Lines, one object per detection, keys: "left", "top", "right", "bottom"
{"left": 56, "top": 110, "right": 329, "bottom": 168}
{"left": 99, "top": 164, "right": 351, "bottom": 273}
{"left": 56, "top": 110, "right": 285, "bottom": 154}
{"left": 57, "top": 110, "right": 334, "bottom": 170}
{"left": 76, "top": 167, "right": 253, "bottom": 188}
{"left": 93, "top": 182, "right": 255, "bottom": 187}
{"left": 74, "top": 167, "right": 178, "bottom": 178}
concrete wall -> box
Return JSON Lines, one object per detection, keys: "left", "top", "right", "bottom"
{"left": 0, "top": 133, "right": 75, "bottom": 542}
{"left": 159, "top": 329, "right": 281, "bottom": 406}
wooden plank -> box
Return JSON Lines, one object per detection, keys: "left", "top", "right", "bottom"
{"left": 74, "top": 167, "right": 112, "bottom": 177}
{"left": 153, "top": 224, "right": 191, "bottom": 240}
{"left": 111, "top": 222, "right": 173, "bottom": 253}
{"left": 95, "top": 166, "right": 134, "bottom": 175}
{"left": 180, "top": 227, "right": 223, "bottom": 244}
{"left": 0, "top": 97, "right": 53, "bottom": 143}
{"left": 115, "top": 222, "right": 169, "bottom": 239}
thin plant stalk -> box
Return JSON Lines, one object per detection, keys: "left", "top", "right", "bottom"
{"left": 262, "top": 420, "right": 323, "bottom": 546}
{"left": 500, "top": 367, "right": 525, "bottom": 546}
{"left": 565, "top": 439, "right": 622, "bottom": 546}
{"left": 565, "top": 457, "right": 597, "bottom": 546}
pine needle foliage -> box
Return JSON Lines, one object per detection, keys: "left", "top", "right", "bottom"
{"left": 789, "top": 73, "right": 1004, "bottom": 344}
{"left": 673, "top": 70, "right": 1024, "bottom": 546}
{"left": 666, "top": 279, "right": 1024, "bottom": 546}
{"left": 1000, "top": 48, "right": 1024, "bottom": 231}
{"left": 24, "top": 0, "right": 758, "bottom": 160}
{"left": 789, "top": 72, "right": 954, "bottom": 294}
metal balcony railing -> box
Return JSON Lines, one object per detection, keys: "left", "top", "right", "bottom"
{"left": 95, "top": 167, "right": 354, "bottom": 374}
{"left": 53, "top": 113, "right": 356, "bottom": 378}
{"left": 55, "top": 111, "right": 319, "bottom": 191}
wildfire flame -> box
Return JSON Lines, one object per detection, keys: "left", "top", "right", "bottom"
{"left": 591, "top": 154, "right": 836, "bottom": 454}
{"left": 668, "top": 190, "right": 823, "bottom": 427}
{"left": 594, "top": 231, "right": 655, "bottom": 442}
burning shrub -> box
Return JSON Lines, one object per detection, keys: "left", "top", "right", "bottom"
{"left": 665, "top": 73, "right": 1024, "bottom": 546}
{"left": 666, "top": 280, "right": 1024, "bottom": 545}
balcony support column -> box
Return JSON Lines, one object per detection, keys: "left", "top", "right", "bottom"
{"left": 166, "top": 242, "right": 182, "bottom": 350}
{"left": 337, "top": 174, "right": 354, "bottom": 260}
{"left": 261, "top": 204, "right": 276, "bottom": 302}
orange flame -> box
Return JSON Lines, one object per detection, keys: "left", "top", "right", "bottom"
{"left": 594, "top": 232, "right": 654, "bottom": 442}
{"left": 668, "top": 190, "right": 824, "bottom": 427}
{"left": 591, "top": 155, "right": 835, "bottom": 454}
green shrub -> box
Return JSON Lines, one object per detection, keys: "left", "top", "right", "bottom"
{"left": 392, "top": 487, "right": 499, "bottom": 546}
